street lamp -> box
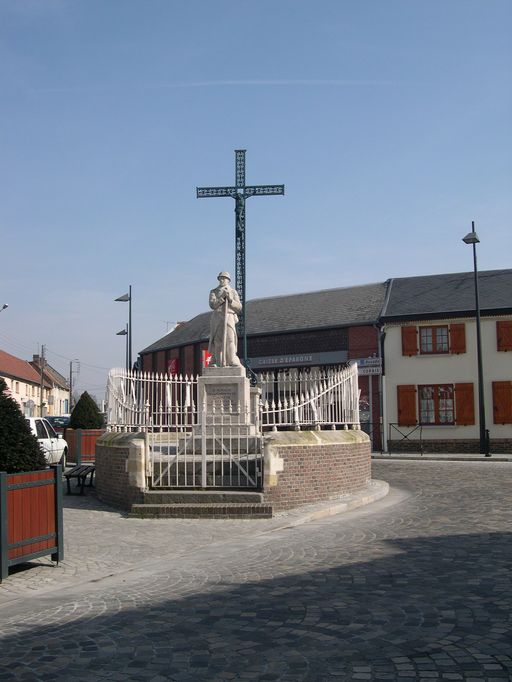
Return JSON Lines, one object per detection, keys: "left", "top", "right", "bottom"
{"left": 116, "top": 325, "right": 129, "bottom": 371}
{"left": 462, "top": 221, "right": 489, "bottom": 456}
{"left": 1, "top": 303, "right": 8, "bottom": 312}
{"left": 115, "top": 286, "right": 132, "bottom": 370}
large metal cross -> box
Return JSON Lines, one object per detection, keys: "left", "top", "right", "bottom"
{"left": 197, "top": 149, "right": 284, "bottom": 370}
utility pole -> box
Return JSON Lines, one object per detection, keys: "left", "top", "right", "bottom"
{"left": 69, "top": 360, "right": 73, "bottom": 413}
{"left": 39, "top": 345, "right": 46, "bottom": 417}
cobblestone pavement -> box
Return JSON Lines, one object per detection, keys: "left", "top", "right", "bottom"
{"left": 1, "top": 460, "right": 511, "bottom": 681}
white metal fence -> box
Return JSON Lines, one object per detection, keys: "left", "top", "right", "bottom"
{"left": 106, "top": 363, "right": 360, "bottom": 433}
{"left": 149, "top": 403, "right": 263, "bottom": 488}
{"left": 259, "top": 364, "right": 360, "bottom": 430}
{"left": 106, "top": 364, "right": 359, "bottom": 488}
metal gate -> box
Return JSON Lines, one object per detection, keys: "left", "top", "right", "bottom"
{"left": 147, "top": 407, "right": 263, "bottom": 489}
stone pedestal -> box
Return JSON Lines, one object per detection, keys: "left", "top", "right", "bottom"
{"left": 197, "top": 366, "right": 251, "bottom": 425}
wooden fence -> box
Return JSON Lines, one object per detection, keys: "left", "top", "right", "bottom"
{"left": 0, "top": 465, "right": 63, "bottom": 581}
{"left": 65, "top": 429, "right": 105, "bottom": 464}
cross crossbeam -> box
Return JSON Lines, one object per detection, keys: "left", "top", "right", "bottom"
{"left": 197, "top": 150, "right": 284, "bottom": 373}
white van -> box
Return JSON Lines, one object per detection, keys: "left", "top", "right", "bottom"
{"left": 26, "top": 417, "right": 68, "bottom": 467}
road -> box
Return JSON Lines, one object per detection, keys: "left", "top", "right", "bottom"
{"left": 1, "top": 460, "right": 511, "bottom": 681}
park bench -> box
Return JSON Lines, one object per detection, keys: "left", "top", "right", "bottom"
{"left": 64, "top": 464, "right": 95, "bottom": 495}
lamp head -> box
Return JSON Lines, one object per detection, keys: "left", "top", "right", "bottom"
{"left": 462, "top": 231, "right": 480, "bottom": 245}
{"left": 1, "top": 303, "right": 8, "bottom": 311}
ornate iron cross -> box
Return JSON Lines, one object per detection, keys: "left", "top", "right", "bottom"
{"left": 197, "top": 149, "right": 284, "bottom": 370}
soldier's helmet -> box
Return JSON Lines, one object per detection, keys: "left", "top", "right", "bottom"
{"left": 217, "top": 272, "right": 231, "bottom": 281}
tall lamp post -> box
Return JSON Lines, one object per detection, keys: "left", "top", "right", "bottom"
{"left": 115, "top": 286, "right": 132, "bottom": 370}
{"left": 116, "top": 325, "right": 129, "bottom": 371}
{"left": 462, "top": 222, "right": 489, "bottom": 456}
{"left": 0, "top": 304, "right": 8, "bottom": 312}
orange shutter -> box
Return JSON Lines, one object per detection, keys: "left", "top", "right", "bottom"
{"left": 450, "top": 324, "right": 466, "bottom": 354}
{"left": 401, "top": 326, "right": 418, "bottom": 356}
{"left": 492, "top": 381, "right": 512, "bottom": 424}
{"left": 397, "top": 385, "right": 417, "bottom": 426}
{"left": 455, "top": 383, "right": 475, "bottom": 425}
{"left": 497, "top": 320, "right": 512, "bottom": 352}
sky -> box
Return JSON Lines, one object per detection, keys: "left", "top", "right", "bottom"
{"left": 0, "top": 0, "right": 511, "bottom": 401}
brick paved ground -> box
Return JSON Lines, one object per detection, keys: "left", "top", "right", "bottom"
{"left": 1, "top": 460, "right": 511, "bottom": 681}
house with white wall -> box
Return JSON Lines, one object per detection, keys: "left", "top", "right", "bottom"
{"left": 380, "top": 269, "right": 512, "bottom": 454}
{"left": 30, "top": 354, "right": 70, "bottom": 416}
{"left": 0, "top": 349, "right": 70, "bottom": 417}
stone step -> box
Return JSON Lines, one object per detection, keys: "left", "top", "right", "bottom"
{"left": 142, "top": 490, "right": 264, "bottom": 504}
{"left": 130, "top": 502, "right": 273, "bottom": 519}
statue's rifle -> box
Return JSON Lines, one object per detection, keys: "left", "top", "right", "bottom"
{"left": 222, "top": 292, "right": 228, "bottom": 367}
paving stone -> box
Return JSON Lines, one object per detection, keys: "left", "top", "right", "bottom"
{"left": 0, "top": 461, "right": 511, "bottom": 680}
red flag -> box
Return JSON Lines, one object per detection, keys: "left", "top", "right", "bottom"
{"left": 167, "top": 358, "right": 179, "bottom": 376}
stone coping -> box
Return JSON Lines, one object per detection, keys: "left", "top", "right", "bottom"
{"left": 97, "top": 431, "right": 145, "bottom": 447}
{"left": 98, "top": 429, "right": 370, "bottom": 448}
{"left": 263, "top": 428, "right": 370, "bottom": 447}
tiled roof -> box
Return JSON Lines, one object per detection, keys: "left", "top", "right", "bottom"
{"left": 30, "top": 356, "right": 69, "bottom": 390}
{"left": 0, "top": 349, "right": 44, "bottom": 384}
{"left": 381, "top": 269, "right": 512, "bottom": 320}
{"left": 141, "top": 282, "right": 387, "bottom": 353}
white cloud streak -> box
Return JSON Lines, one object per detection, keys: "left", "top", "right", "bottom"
{"left": 30, "top": 78, "right": 405, "bottom": 94}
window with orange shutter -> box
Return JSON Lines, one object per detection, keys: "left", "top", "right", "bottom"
{"left": 492, "top": 381, "right": 512, "bottom": 424}
{"left": 450, "top": 324, "right": 466, "bottom": 354}
{"left": 454, "top": 383, "right": 475, "bottom": 425}
{"left": 401, "top": 327, "right": 418, "bottom": 356}
{"left": 397, "top": 385, "right": 417, "bottom": 425}
{"left": 497, "top": 321, "right": 512, "bottom": 352}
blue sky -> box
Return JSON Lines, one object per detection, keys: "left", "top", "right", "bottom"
{"left": 0, "top": 0, "right": 510, "bottom": 400}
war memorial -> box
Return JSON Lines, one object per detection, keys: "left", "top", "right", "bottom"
{"left": 96, "top": 151, "right": 383, "bottom": 518}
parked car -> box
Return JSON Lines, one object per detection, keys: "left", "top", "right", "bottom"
{"left": 26, "top": 417, "right": 68, "bottom": 468}
{"left": 46, "top": 415, "right": 70, "bottom": 432}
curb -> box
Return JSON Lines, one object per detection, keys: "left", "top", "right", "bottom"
{"left": 373, "top": 454, "right": 512, "bottom": 462}
{"left": 269, "top": 479, "right": 389, "bottom": 530}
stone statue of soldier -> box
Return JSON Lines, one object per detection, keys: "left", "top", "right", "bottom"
{"left": 208, "top": 272, "right": 242, "bottom": 367}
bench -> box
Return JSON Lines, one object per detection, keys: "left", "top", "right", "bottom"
{"left": 64, "top": 464, "right": 95, "bottom": 495}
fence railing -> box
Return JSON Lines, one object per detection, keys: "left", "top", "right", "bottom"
{"left": 106, "top": 363, "right": 360, "bottom": 433}
{"left": 259, "top": 364, "right": 359, "bottom": 430}
{"left": 149, "top": 402, "right": 263, "bottom": 488}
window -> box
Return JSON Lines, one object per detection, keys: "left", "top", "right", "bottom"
{"left": 35, "top": 419, "right": 49, "bottom": 439}
{"left": 397, "top": 383, "right": 474, "bottom": 426}
{"left": 401, "top": 323, "right": 466, "bottom": 355}
{"left": 419, "top": 384, "right": 454, "bottom": 424}
{"left": 419, "top": 326, "right": 449, "bottom": 354}
{"left": 15, "top": 381, "right": 19, "bottom": 393}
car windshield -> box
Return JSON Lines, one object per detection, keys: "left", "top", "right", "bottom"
{"left": 47, "top": 416, "right": 69, "bottom": 428}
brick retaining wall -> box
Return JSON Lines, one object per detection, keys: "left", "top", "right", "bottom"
{"left": 262, "top": 430, "right": 371, "bottom": 512}
{"left": 95, "top": 433, "right": 145, "bottom": 511}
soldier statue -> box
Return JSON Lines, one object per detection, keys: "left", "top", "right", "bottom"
{"left": 208, "top": 272, "right": 242, "bottom": 367}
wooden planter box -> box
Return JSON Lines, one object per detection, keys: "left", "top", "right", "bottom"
{"left": 0, "top": 465, "right": 63, "bottom": 581}
{"left": 65, "top": 429, "right": 105, "bottom": 464}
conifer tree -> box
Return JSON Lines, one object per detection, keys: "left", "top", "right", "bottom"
{"left": 0, "top": 378, "right": 47, "bottom": 473}
{"left": 69, "top": 391, "right": 104, "bottom": 429}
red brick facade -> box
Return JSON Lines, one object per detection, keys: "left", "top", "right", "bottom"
{"left": 95, "top": 431, "right": 372, "bottom": 515}
{"left": 263, "top": 432, "right": 372, "bottom": 512}
{"left": 96, "top": 437, "right": 145, "bottom": 510}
